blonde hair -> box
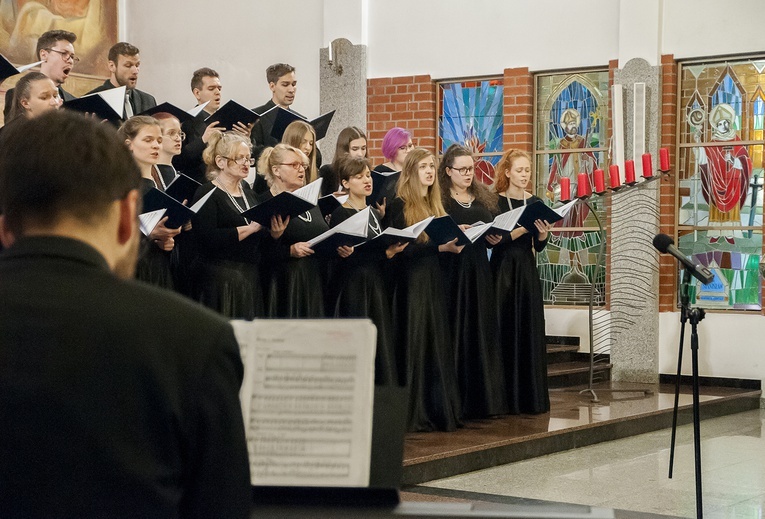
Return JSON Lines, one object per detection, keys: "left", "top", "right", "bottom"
{"left": 256, "top": 143, "right": 308, "bottom": 189}
{"left": 281, "top": 120, "right": 317, "bottom": 183}
{"left": 202, "top": 132, "right": 252, "bottom": 180}
{"left": 396, "top": 147, "right": 445, "bottom": 241}
{"left": 494, "top": 148, "right": 531, "bottom": 194}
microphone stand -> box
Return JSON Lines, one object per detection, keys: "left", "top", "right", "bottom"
{"left": 667, "top": 267, "right": 705, "bottom": 519}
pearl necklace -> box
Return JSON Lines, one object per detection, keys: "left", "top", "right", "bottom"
{"left": 216, "top": 179, "right": 251, "bottom": 223}
{"left": 451, "top": 189, "right": 474, "bottom": 208}
{"left": 347, "top": 199, "right": 382, "bottom": 236}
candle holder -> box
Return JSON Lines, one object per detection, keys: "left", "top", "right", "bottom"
{"left": 610, "top": 184, "right": 628, "bottom": 193}
{"left": 641, "top": 174, "right": 662, "bottom": 183}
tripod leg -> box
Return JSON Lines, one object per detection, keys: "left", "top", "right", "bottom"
{"left": 668, "top": 322, "right": 686, "bottom": 479}
{"left": 691, "top": 317, "right": 703, "bottom": 519}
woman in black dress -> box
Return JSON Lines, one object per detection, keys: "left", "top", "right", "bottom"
{"left": 328, "top": 156, "right": 407, "bottom": 386}
{"left": 191, "top": 132, "right": 285, "bottom": 318}
{"left": 372, "top": 127, "right": 414, "bottom": 204}
{"left": 5, "top": 72, "right": 61, "bottom": 123}
{"left": 318, "top": 126, "right": 367, "bottom": 197}
{"left": 491, "top": 148, "right": 553, "bottom": 414}
{"left": 384, "top": 147, "right": 463, "bottom": 432}
{"left": 118, "top": 116, "right": 180, "bottom": 290}
{"left": 438, "top": 144, "right": 508, "bottom": 419}
{"left": 257, "top": 143, "right": 334, "bottom": 317}
{"left": 154, "top": 112, "right": 195, "bottom": 296}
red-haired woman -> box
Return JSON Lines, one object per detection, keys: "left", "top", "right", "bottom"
{"left": 492, "top": 149, "right": 553, "bottom": 415}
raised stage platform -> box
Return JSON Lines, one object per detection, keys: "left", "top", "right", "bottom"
{"left": 401, "top": 382, "right": 761, "bottom": 485}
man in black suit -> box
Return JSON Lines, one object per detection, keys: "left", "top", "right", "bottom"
{"left": 251, "top": 62, "right": 298, "bottom": 157}
{"left": 3, "top": 30, "right": 77, "bottom": 120}
{"left": 173, "top": 67, "right": 223, "bottom": 183}
{"left": 0, "top": 111, "right": 251, "bottom": 518}
{"left": 87, "top": 42, "right": 157, "bottom": 121}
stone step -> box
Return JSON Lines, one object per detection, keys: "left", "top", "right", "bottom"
{"left": 546, "top": 343, "right": 579, "bottom": 354}
{"left": 548, "top": 360, "right": 612, "bottom": 378}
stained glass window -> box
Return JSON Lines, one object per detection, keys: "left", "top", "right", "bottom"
{"left": 677, "top": 58, "right": 765, "bottom": 310}
{"left": 534, "top": 71, "right": 611, "bottom": 306}
{"left": 437, "top": 79, "right": 504, "bottom": 185}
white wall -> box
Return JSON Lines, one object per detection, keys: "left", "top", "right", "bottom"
{"left": 662, "top": 0, "right": 765, "bottom": 60}
{"left": 367, "top": 0, "right": 621, "bottom": 80}
{"left": 123, "top": 0, "right": 323, "bottom": 115}
{"left": 659, "top": 312, "right": 765, "bottom": 388}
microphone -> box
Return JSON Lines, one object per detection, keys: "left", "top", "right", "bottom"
{"left": 653, "top": 233, "right": 714, "bottom": 285}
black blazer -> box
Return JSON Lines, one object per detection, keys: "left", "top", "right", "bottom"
{"left": 3, "top": 84, "right": 75, "bottom": 120}
{"left": 87, "top": 79, "right": 157, "bottom": 121}
{"left": 0, "top": 236, "right": 251, "bottom": 518}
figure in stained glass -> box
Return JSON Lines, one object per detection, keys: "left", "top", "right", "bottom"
{"left": 695, "top": 103, "right": 752, "bottom": 243}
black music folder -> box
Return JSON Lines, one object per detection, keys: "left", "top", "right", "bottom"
{"left": 516, "top": 200, "right": 568, "bottom": 232}
{"left": 270, "top": 107, "right": 336, "bottom": 141}
{"left": 0, "top": 54, "right": 41, "bottom": 82}
{"left": 164, "top": 173, "right": 202, "bottom": 203}
{"left": 63, "top": 87, "right": 124, "bottom": 122}
{"left": 139, "top": 102, "right": 197, "bottom": 124}
{"left": 204, "top": 100, "right": 260, "bottom": 129}
{"left": 367, "top": 170, "right": 400, "bottom": 206}
{"left": 142, "top": 186, "right": 214, "bottom": 228}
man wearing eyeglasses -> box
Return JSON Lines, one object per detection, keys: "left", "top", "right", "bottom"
{"left": 87, "top": 42, "right": 157, "bottom": 122}
{"left": 3, "top": 30, "right": 78, "bottom": 121}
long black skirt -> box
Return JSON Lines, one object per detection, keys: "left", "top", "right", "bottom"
{"left": 492, "top": 247, "right": 550, "bottom": 414}
{"left": 392, "top": 253, "right": 461, "bottom": 432}
{"left": 195, "top": 259, "right": 264, "bottom": 320}
{"left": 329, "top": 262, "right": 398, "bottom": 386}
{"left": 266, "top": 256, "right": 325, "bottom": 318}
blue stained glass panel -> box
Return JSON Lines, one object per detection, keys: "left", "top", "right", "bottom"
{"left": 438, "top": 79, "right": 504, "bottom": 184}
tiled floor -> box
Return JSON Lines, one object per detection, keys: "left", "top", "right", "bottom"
{"left": 413, "top": 408, "right": 765, "bottom": 518}
{"left": 402, "top": 383, "right": 759, "bottom": 485}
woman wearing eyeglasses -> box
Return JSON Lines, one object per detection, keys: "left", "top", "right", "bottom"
{"left": 258, "top": 143, "right": 332, "bottom": 318}
{"left": 281, "top": 120, "right": 319, "bottom": 184}
{"left": 191, "top": 132, "right": 285, "bottom": 318}
{"left": 118, "top": 116, "right": 180, "bottom": 290}
{"left": 152, "top": 112, "right": 185, "bottom": 184}
{"left": 384, "top": 147, "right": 462, "bottom": 432}
{"left": 152, "top": 112, "right": 198, "bottom": 297}
{"left": 438, "top": 144, "right": 508, "bottom": 419}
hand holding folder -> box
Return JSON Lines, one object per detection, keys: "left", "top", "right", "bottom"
{"left": 142, "top": 186, "right": 215, "bottom": 229}
{"left": 307, "top": 207, "right": 371, "bottom": 255}
{"left": 242, "top": 178, "right": 323, "bottom": 226}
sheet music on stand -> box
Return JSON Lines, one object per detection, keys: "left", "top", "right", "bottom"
{"left": 231, "top": 319, "right": 377, "bottom": 488}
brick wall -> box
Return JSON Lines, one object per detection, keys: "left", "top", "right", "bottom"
{"left": 659, "top": 54, "right": 678, "bottom": 312}
{"left": 502, "top": 67, "right": 534, "bottom": 152}
{"left": 366, "top": 75, "right": 437, "bottom": 165}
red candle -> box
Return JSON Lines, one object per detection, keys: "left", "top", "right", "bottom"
{"left": 609, "top": 164, "right": 621, "bottom": 188}
{"left": 625, "top": 160, "right": 636, "bottom": 184}
{"left": 577, "top": 172, "right": 590, "bottom": 198}
{"left": 593, "top": 169, "right": 605, "bottom": 193}
{"left": 659, "top": 148, "right": 670, "bottom": 171}
{"left": 642, "top": 153, "right": 653, "bottom": 178}
{"left": 559, "top": 177, "right": 571, "bottom": 201}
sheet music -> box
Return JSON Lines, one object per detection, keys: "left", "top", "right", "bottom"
{"left": 138, "top": 209, "right": 166, "bottom": 236}
{"left": 464, "top": 221, "right": 492, "bottom": 243}
{"left": 17, "top": 60, "right": 42, "bottom": 73}
{"left": 232, "top": 319, "right": 377, "bottom": 488}
{"left": 292, "top": 178, "right": 323, "bottom": 205}
{"left": 554, "top": 199, "right": 578, "bottom": 218}
{"left": 493, "top": 206, "right": 525, "bottom": 231}
{"left": 308, "top": 207, "right": 369, "bottom": 247}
